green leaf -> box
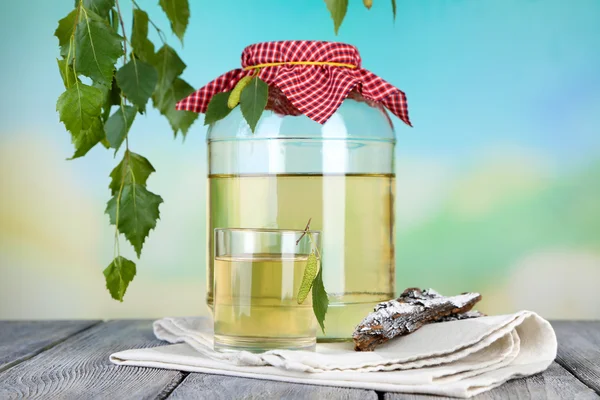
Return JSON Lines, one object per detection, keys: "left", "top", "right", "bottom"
{"left": 110, "top": 8, "right": 119, "bottom": 31}
{"left": 312, "top": 262, "right": 329, "bottom": 334}
{"left": 75, "top": 8, "right": 123, "bottom": 86}
{"left": 57, "top": 58, "right": 79, "bottom": 88}
{"left": 152, "top": 45, "right": 186, "bottom": 100}
{"left": 162, "top": 79, "right": 199, "bottom": 136}
{"left": 105, "top": 105, "right": 137, "bottom": 152}
{"left": 159, "top": 0, "right": 190, "bottom": 44}
{"left": 106, "top": 183, "right": 163, "bottom": 258}
{"left": 154, "top": 78, "right": 198, "bottom": 136}
{"left": 96, "top": 77, "right": 121, "bottom": 121}
{"left": 103, "top": 256, "right": 136, "bottom": 301}
{"left": 131, "top": 9, "right": 155, "bottom": 63}
{"left": 204, "top": 91, "right": 233, "bottom": 126}
{"left": 116, "top": 60, "right": 158, "bottom": 110}
{"left": 55, "top": 9, "right": 77, "bottom": 58}
{"left": 297, "top": 251, "right": 318, "bottom": 304}
{"left": 107, "top": 77, "right": 122, "bottom": 106}
{"left": 57, "top": 83, "right": 104, "bottom": 133}
{"left": 70, "top": 117, "right": 106, "bottom": 159}
{"left": 83, "top": 0, "right": 115, "bottom": 18}
{"left": 108, "top": 151, "right": 155, "bottom": 195}
{"left": 56, "top": 83, "right": 105, "bottom": 158}
{"left": 155, "top": 77, "right": 193, "bottom": 114}
{"left": 150, "top": 45, "right": 195, "bottom": 135}
{"left": 165, "top": 108, "right": 198, "bottom": 137}
{"left": 391, "top": 0, "right": 397, "bottom": 19}
{"left": 240, "top": 77, "right": 268, "bottom": 133}
{"left": 324, "top": 0, "right": 348, "bottom": 34}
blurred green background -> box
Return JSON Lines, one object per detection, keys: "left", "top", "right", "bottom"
{"left": 0, "top": 0, "right": 599, "bottom": 319}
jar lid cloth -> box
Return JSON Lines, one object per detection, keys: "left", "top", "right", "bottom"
{"left": 176, "top": 40, "right": 411, "bottom": 126}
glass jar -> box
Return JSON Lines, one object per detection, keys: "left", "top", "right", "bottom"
{"left": 207, "top": 97, "right": 396, "bottom": 341}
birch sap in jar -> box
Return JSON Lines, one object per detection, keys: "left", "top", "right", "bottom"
{"left": 175, "top": 41, "right": 412, "bottom": 341}
{"left": 207, "top": 99, "right": 396, "bottom": 341}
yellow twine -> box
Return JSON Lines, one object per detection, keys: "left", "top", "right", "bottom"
{"left": 243, "top": 61, "right": 357, "bottom": 70}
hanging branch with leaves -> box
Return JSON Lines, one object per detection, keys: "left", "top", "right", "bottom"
{"left": 54, "top": 0, "right": 398, "bottom": 302}
{"left": 54, "top": 0, "right": 196, "bottom": 301}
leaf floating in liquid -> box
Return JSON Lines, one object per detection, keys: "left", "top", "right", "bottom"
{"left": 297, "top": 251, "right": 318, "bottom": 304}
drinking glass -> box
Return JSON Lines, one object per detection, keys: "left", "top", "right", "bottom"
{"left": 213, "top": 228, "right": 321, "bottom": 353}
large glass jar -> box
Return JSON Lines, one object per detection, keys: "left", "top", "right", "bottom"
{"left": 207, "top": 97, "right": 396, "bottom": 340}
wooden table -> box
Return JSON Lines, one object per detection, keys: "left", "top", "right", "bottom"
{"left": 0, "top": 321, "right": 598, "bottom": 399}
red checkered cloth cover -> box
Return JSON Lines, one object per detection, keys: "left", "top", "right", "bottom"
{"left": 176, "top": 40, "right": 411, "bottom": 126}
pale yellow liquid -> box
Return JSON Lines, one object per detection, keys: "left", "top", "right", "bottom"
{"left": 213, "top": 254, "right": 316, "bottom": 352}
{"left": 209, "top": 174, "right": 396, "bottom": 340}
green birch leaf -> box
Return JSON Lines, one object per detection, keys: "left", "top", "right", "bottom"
{"left": 312, "top": 263, "right": 329, "bottom": 334}
{"left": 165, "top": 108, "right": 197, "bottom": 137}
{"left": 297, "top": 251, "right": 318, "bottom": 304}
{"left": 106, "top": 183, "right": 163, "bottom": 258}
{"left": 240, "top": 77, "right": 268, "bottom": 133}
{"left": 159, "top": 0, "right": 190, "bottom": 44}
{"left": 107, "top": 77, "right": 121, "bottom": 106}
{"left": 55, "top": 9, "right": 77, "bottom": 58}
{"left": 116, "top": 60, "right": 158, "bottom": 110}
{"left": 131, "top": 9, "right": 155, "bottom": 63}
{"left": 103, "top": 78, "right": 122, "bottom": 120}
{"left": 57, "top": 58, "right": 79, "bottom": 88}
{"left": 324, "top": 0, "right": 348, "bottom": 34}
{"left": 57, "top": 82, "right": 105, "bottom": 158}
{"left": 109, "top": 151, "right": 155, "bottom": 195}
{"left": 391, "top": 0, "right": 397, "bottom": 19}
{"left": 105, "top": 105, "right": 137, "bottom": 152}
{"left": 152, "top": 44, "right": 186, "bottom": 100}
{"left": 110, "top": 8, "right": 119, "bottom": 31}
{"left": 204, "top": 91, "right": 233, "bottom": 126}
{"left": 75, "top": 8, "right": 123, "bottom": 86}
{"left": 103, "top": 256, "right": 136, "bottom": 301}
{"left": 94, "top": 78, "right": 120, "bottom": 122}
{"left": 56, "top": 83, "right": 104, "bottom": 137}
{"left": 70, "top": 117, "right": 105, "bottom": 159}
{"left": 83, "top": 0, "right": 115, "bottom": 18}
{"left": 154, "top": 77, "right": 192, "bottom": 115}
{"left": 162, "top": 78, "right": 199, "bottom": 136}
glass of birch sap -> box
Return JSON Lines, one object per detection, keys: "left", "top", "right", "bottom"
{"left": 213, "top": 228, "right": 321, "bottom": 353}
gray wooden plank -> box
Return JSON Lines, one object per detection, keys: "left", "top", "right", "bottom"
{"left": 384, "top": 362, "right": 599, "bottom": 400}
{"left": 168, "top": 373, "right": 378, "bottom": 400}
{"left": 552, "top": 321, "right": 600, "bottom": 394}
{"left": 0, "top": 320, "right": 184, "bottom": 399}
{"left": 0, "top": 320, "right": 100, "bottom": 372}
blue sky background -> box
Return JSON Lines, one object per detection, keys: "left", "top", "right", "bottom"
{"left": 0, "top": 0, "right": 599, "bottom": 319}
{"left": 2, "top": 0, "right": 599, "bottom": 163}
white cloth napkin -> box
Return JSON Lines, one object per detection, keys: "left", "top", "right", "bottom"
{"left": 110, "top": 311, "right": 557, "bottom": 398}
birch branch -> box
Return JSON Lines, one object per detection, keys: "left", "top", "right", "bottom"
{"left": 353, "top": 288, "right": 482, "bottom": 352}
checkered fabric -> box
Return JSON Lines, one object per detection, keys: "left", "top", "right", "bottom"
{"left": 176, "top": 40, "right": 411, "bottom": 126}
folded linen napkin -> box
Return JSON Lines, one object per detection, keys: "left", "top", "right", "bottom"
{"left": 110, "top": 310, "right": 556, "bottom": 398}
